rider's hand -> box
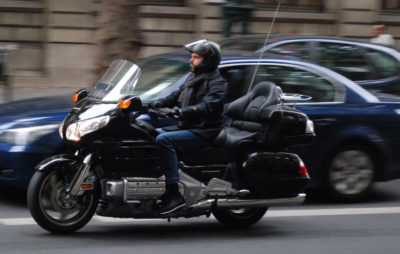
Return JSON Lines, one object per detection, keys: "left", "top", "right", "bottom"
{"left": 158, "top": 107, "right": 181, "bottom": 119}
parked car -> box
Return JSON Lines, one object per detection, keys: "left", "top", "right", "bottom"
{"left": 220, "top": 35, "right": 400, "bottom": 95}
{"left": 1, "top": 52, "right": 400, "bottom": 202}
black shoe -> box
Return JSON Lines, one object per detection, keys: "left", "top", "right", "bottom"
{"left": 158, "top": 188, "right": 171, "bottom": 203}
{"left": 158, "top": 183, "right": 178, "bottom": 203}
{"left": 158, "top": 193, "right": 186, "bottom": 215}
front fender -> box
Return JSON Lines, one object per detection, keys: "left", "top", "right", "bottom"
{"left": 35, "top": 154, "right": 79, "bottom": 172}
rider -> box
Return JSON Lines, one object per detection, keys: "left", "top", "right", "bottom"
{"left": 148, "top": 39, "right": 227, "bottom": 215}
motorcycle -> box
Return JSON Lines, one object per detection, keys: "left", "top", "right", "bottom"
{"left": 27, "top": 59, "right": 315, "bottom": 233}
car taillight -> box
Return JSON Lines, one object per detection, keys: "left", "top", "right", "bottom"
{"left": 299, "top": 161, "right": 309, "bottom": 176}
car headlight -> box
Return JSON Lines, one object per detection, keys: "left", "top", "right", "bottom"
{"left": 0, "top": 124, "right": 59, "bottom": 146}
{"left": 65, "top": 116, "right": 110, "bottom": 142}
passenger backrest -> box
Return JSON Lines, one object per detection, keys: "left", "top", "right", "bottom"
{"left": 214, "top": 82, "right": 282, "bottom": 149}
{"left": 224, "top": 81, "right": 282, "bottom": 122}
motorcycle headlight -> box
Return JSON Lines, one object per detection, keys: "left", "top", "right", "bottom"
{"left": 0, "top": 124, "right": 59, "bottom": 146}
{"left": 65, "top": 116, "right": 110, "bottom": 142}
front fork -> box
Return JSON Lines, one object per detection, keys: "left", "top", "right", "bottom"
{"left": 66, "top": 154, "right": 95, "bottom": 196}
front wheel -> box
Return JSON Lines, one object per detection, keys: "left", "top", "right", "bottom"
{"left": 212, "top": 207, "right": 268, "bottom": 228}
{"left": 27, "top": 169, "right": 99, "bottom": 233}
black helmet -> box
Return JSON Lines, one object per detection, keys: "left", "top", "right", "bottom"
{"left": 184, "top": 39, "right": 221, "bottom": 73}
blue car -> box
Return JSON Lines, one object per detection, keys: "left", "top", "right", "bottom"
{"left": 1, "top": 52, "right": 400, "bottom": 202}
{"left": 221, "top": 35, "right": 400, "bottom": 95}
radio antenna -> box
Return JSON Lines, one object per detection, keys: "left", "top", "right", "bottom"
{"left": 247, "top": 0, "right": 281, "bottom": 93}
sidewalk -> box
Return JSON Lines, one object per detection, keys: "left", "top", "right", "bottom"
{"left": 0, "top": 86, "right": 79, "bottom": 104}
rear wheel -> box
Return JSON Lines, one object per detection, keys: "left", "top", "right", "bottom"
{"left": 326, "top": 145, "right": 375, "bottom": 202}
{"left": 212, "top": 207, "right": 268, "bottom": 228}
{"left": 27, "top": 167, "right": 99, "bottom": 233}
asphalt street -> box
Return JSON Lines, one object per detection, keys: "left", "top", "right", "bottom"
{"left": 1, "top": 180, "right": 400, "bottom": 254}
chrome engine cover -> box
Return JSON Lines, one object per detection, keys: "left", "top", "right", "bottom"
{"left": 105, "top": 177, "right": 165, "bottom": 203}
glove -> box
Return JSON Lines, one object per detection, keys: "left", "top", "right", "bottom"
{"left": 158, "top": 107, "right": 181, "bottom": 119}
{"left": 148, "top": 100, "right": 162, "bottom": 109}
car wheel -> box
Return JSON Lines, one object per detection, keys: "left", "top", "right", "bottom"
{"left": 212, "top": 207, "right": 268, "bottom": 228}
{"left": 326, "top": 145, "right": 375, "bottom": 202}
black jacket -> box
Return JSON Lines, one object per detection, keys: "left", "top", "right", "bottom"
{"left": 156, "top": 69, "right": 227, "bottom": 140}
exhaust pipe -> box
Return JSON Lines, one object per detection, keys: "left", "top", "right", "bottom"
{"left": 190, "top": 193, "right": 306, "bottom": 210}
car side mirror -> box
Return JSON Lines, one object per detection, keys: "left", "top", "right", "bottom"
{"left": 73, "top": 89, "right": 88, "bottom": 103}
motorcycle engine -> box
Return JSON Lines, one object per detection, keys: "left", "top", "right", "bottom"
{"left": 105, "top": 177, "right": 166, "bottom": 203}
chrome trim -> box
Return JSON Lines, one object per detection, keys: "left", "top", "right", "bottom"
{"left": 190, "top": 193, "right": 306, "bottom": 209}
{"left": 123, "top": 178, "right": 128, "bottom": 203}
{"left": 68, "top": 154, "right": 92, "bottom": 196}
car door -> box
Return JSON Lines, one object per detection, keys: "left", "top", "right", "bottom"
{"left": 249, "top": 62, "right": 347, "bottom": 185}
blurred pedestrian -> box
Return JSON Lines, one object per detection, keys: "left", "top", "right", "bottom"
{"left": 222, "top": 0, "right": 255, "bottom": 37}
{"left": 370, "top": 24, "right": 395, "bottom": 47}
{"left": 95, "top": 0, "right": 143, "bottom": 79}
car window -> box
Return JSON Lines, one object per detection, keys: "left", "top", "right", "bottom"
{"left": 317, "top": 42, "right": 373, "bottom": 81}
{"left": 253, "top": 64, "right": 337, "bottom": 102}
{"left": 366, "top": 49, "right": 400, "bottom": 79}
{"left": 220, "top": 41, "right": 263, "bottom": 52}
{"left": 220, "top": 66, "right": 249, "bottom": 102}
{"left": 268, "top": 42, "right": 311, "bottom": 60}
{"left": 135, "top": 57, "right": 190, "bottom": 102}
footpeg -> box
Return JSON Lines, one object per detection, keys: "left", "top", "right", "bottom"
{"left": 205, "top": 178, "right": 238, "bottom": 196}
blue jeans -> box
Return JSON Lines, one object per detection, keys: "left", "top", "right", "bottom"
{"left": 155, "top": 130, "right": 209, "bottom": 184}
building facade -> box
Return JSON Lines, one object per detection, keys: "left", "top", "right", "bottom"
{"left": 1, "top": 0, "right": 399, "bottom": 87}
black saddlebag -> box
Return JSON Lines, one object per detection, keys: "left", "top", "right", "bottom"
{"left": 242, "top": 152, "right": 310, "bottom": 198}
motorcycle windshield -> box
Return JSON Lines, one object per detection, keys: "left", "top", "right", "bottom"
{"left": 89, "top": 60, "right": 141, "bottom": 102}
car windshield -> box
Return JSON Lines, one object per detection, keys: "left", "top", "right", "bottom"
{"left": 88, "top": 57, "right": 190, "bottom": 103}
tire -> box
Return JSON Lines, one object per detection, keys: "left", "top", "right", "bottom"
{"left": 212, "top": 207, "right": 268, "bottom": 228}
{"left": 326, "top": 144, "right": 375, "bottom": 202}
{"left": 27, "top": 168, "right": 99, "bottom": 233}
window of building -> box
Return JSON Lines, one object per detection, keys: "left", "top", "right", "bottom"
{"left": 256, "top": 0, "right": 324, "bottom": 11}
{"left": 139, "top": 0, "right": 185, "bottom": 6}
{"left": 381, "top": 0, "right": 400, "bottom": 9}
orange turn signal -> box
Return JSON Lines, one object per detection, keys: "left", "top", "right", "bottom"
{"left": 73, "top": 93, "right": 79, "bottom": 103}
{"left": 81, "top": 183, "right": 93, "bottom": 190}
{"left": 119, "top": 99, "right": 131, "bottom": 109}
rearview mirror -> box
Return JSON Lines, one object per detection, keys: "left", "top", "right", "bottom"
{"left": 118, "top": 95, "right": 142, "bottom": 113}
{"left": 73, "top": 89, "right": 88, "bottom": 103}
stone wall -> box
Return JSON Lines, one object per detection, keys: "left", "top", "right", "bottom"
{"left": 1, "top": 0, "right": 400, "bottom": 88}
{"left": 0, "top": 0, "right": 96, "bottom": 88}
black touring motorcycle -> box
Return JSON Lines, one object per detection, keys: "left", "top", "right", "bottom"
{"left": 27, "top": 60, "right": 315, "bottom": 233}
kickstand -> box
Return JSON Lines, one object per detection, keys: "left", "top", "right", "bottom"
{"left": 167, "top": 217, "right": 171, "bottom": 223}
